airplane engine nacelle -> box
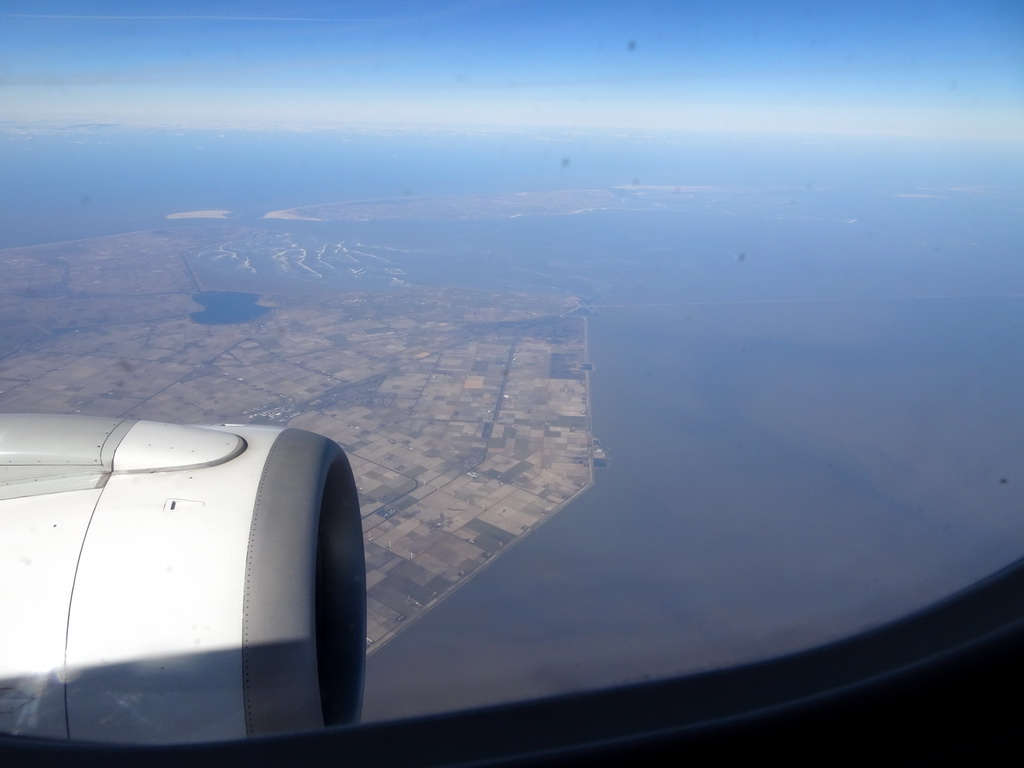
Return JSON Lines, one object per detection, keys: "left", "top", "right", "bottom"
{"left": 0, "top": 415, "right": 365, "bottom": 744}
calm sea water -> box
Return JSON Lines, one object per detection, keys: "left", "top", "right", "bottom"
{"left": 5, "top": 128, "right": 1018, "bottom": 249}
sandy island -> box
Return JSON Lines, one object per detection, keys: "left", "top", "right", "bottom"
{"left": 166, "top": 210, "right": 233, "bottom": 219}
{"left": 263, "top": 210, "right": 323, "bottom": 221}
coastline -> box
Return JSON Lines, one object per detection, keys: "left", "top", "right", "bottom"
{"left": 365, "top": 315, "right": 597, "bottom": 656}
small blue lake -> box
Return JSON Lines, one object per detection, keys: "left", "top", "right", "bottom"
{"left": 189, "top": 292, "right": 270, "bottom": 325}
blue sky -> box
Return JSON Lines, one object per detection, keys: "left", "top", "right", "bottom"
{"left": 1, "top": 0, "right": 1022, "bottom": 137}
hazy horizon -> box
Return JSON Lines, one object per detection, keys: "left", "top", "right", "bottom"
{"left": 2, "top": 1, "right": 1022, "bottom": 138}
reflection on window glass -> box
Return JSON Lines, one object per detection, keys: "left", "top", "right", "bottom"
{"left": 1, "top": 0, "right": 1022, "bottom": 742}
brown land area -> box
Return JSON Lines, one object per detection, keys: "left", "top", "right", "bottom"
{"left": 0, "top": 225, "right": 595, "bottom": 652}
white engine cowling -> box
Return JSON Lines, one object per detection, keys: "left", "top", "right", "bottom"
{"left": 0, "top": 415, "right": 365, "bottom": 744}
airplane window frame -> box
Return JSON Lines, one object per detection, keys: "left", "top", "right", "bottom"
{"left": 2, "top": 551, "right": 1022, "bottom": 765}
